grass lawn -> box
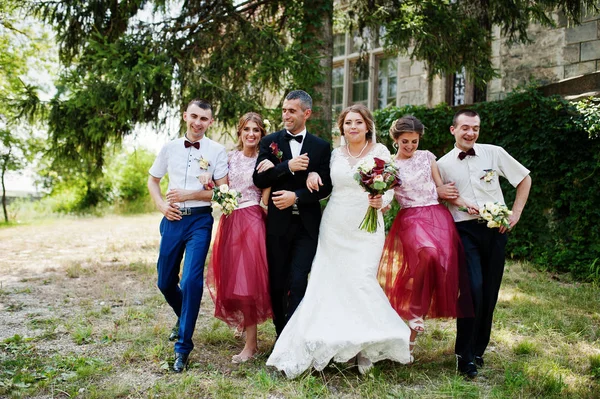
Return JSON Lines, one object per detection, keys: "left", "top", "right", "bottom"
{"left": 0, "top": 214, "right": 599, "bottom": 398}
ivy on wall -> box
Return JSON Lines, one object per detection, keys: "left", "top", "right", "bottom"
{"left": 375, "top": 87, "right": 600, "bottom": 280}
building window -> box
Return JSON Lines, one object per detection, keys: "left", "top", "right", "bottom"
{"left": 351, "top": 28, "right": 376, "bottom": 54}
{"left": 473, "top": 84, "right": 487, "bottom": 103}
{"left": 332, "top": 66, "right": 345, "bottom": 115}
{"left": 451, "top": 68, "right": 466, "bottom": 106}
{"left": 377, "top": 57, "right": 397, "bottom": 109}
{"left": 333, "top": 34, "right": 346, "bottom": 57}
{"left": 351, "top": 64, "right": 369, "bottom": 105}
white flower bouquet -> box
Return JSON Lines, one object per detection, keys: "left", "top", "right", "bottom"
{"left": 212, "top": 184, "right": 241, "bottom": 216}
{"left": 460, "top": 201, "right": 512, "bottom": 229}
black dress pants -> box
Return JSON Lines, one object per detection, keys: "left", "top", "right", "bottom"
{"left": 454, "top": 220, "right": 508, "bottom": 361}
{"left": 267, "top": 216, "right": 318, "bottom": 337}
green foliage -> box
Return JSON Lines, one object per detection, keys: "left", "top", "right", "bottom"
{"left": 0, "top": 3, "right": 54, "bottom": 222}
{"left": 42, "top": 171, "right": 111, "bottom": 214}
{"left": 590, "top": 354, "right": 600, "bottom": 379}
{"left": 106, "top": 147, "right": 159, "bottom": 213}
{"left": 376, "top": 87, "right": 600, "bottom": 279}
{"left": 574, "top": 97, "right": 600, "bottom": 139}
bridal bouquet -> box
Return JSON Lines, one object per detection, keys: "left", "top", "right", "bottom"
{"left": 354, "top": 157, "right": 401, "bottom": 233}
{"left": 212, "top": 184, "right": 242, "bottom": 216}
{"left": 460, "top": 202, "right": 512, "bottom": 229}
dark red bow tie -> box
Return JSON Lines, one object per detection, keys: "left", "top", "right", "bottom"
{"left": 285, "top": 133, "right": 303, "bottom": 143}
{"left": 185, "top": 140, "right": 200, "bottom": 149}
{"left": 458, "top": 148, "right": 476, "bottom": 160}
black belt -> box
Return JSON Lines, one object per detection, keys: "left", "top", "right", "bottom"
{"left": 180, "top": 206, "right": 212, "bottom": 216}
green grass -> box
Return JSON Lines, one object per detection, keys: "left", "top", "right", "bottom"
{"left": 2, "top": 219, "right": 599, "bottom": 399}
{"left": 0, "top": 335, "right": 111, "bottom": 398}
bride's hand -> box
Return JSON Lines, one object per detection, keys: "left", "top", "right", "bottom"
{"left": 306, "top": 172, "right": 322, "bottom": 193}
{"left": 256, "top": 159, "right": 275, "bottom": 173}
{"left": 368, "top": 194, "right": 383, "bottom": 209}
{"left": 198, "top": 172, "right": 214, "bottom": 189}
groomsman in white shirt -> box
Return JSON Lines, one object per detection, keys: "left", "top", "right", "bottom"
{"left": 437, "top": 109, "right": 532, "bottom": 378}
{"left": 148, "top": 99, "right": 228, "bottom": 373}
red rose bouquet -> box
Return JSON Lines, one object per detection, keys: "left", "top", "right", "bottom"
{"left": 353, "top": 157, "right": 401, "bottom": 233}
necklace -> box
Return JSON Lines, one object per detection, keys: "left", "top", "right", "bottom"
{"left": 346, "top": 142, "right": 369, "bottom": 159}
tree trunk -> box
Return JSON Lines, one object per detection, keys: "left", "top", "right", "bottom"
{"left": 1, "top": 158, "right": 8, "bottom": 223}
{"left": 302, "top": 0, "right": 333, "bottom": 142}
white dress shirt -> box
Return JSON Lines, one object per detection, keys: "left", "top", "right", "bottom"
{"left": 287, "top": 129, "right": 307, "bottom": 158}
{"left": 437, "top": 143, "right": 530, "bottom": 222}
{"left": 149, "top": 136, "right": 228, "bottom": 208}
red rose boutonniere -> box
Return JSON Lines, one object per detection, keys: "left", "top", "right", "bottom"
{"left": 270, "top": 142, "right": 283, "bottom": 162}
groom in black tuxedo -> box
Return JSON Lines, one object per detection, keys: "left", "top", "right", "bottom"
{"left": 253, "top": 90, "right": 332, "bottom": 337}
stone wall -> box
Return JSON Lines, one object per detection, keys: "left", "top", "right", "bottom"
{"left": 488, "top": 11, "right": 600, "bottom": 101}
{"left": 396, "top": 56, "right": 447, "bottom": 107}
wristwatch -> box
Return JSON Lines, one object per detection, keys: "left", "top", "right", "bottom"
{"left": 292, "top": 194, "right": 299, "bottom": 215}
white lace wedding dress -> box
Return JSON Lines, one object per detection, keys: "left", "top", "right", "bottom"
{"left": 266, "top": 143, "right": 412, "bottom": 378}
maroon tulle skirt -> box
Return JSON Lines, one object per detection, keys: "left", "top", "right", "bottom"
{"left": 378, "top": 204, "right": 473, "bottom": 320}
{"left": 207, "top": 205, "right": 272, "bottom": 328}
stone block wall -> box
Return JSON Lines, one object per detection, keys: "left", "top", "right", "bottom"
{"left": 396, "top": 56, "right": 428, "bottom": 106}
{"left": 488, "top": 11, "right": 600, "bottom": 101}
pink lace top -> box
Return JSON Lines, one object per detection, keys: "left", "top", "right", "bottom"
{"left": 394, "top": 150, "right": 439, "bottom": 208}
{"left": 228, "top": 151, "right": 261, "bottom": 206}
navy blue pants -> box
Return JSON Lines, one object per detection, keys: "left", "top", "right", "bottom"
{"left": 156, "top": 212, "right": 213, "bottom": 355}
{"left": 454, "top": 220, "right": 507, "bottom": 362}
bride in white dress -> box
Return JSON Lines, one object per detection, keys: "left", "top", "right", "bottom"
{"left": 266, "top": 104, "right": 412, "bottom": 378}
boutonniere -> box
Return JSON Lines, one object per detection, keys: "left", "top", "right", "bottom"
{"left": 480, "top": 169, "right": 496, "bottom": 183}
{"left": 270, "top": 142, "right": 283, "bottom": 162}
{"left": 196, "top": 156, "right": 210, "bottom": 170}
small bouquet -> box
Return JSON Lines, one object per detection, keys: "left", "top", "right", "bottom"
{"left": 460, "top": 202, "right": 512, "bottom": 229}
{"left": 197, "top": 156, "right": 210, "bottom": 170}
{"left": 212, "top": 184, "right": 242, "bottom": 216}
{"left": 480, "top": 169, "right": 496, "bottom": 183}
{"left": 270, "top": 142, "right": 283, "bottom": 162}
{"left": 354, "top": 157, "right": 401, "bottom": 233}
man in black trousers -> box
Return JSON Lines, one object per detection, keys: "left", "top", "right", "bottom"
{"left": 437, "top": 109, "right": 531, "bottom": 378}
{"left": 253, "top": 90, "right": 332, "bottom": 337}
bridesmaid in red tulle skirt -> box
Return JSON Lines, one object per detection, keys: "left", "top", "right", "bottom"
{"left": 207, "top": 112, "right": 272, "bottom": 364}
{"left": 379, "top": 116, "right": 473, "bottom": 357}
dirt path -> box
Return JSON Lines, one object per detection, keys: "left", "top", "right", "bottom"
{"left": 0, "top": 214, "right": 162, "bottom": 284}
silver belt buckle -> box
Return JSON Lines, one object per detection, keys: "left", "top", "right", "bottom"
{"left": 292, "top": 204, "right": 299, "bottom": 215}
{"left": 180, "top": 207, "right": 191, "bottom": 216}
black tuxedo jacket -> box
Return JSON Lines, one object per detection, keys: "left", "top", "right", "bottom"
{"left": 253, "top": 129, "right": 332, "bottom": 238}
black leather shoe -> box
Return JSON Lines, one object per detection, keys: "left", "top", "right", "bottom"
{"left": 474, "top": 356, "right": 484, "bottom": 368}
{"left": 457, "top": 357, "right": 478, "bottom": 379}
{"left": 173, "top": 352, "right": 189, "bottom": 373}
{"left": 168, "top": 319, "right": 180, "bottom": 342}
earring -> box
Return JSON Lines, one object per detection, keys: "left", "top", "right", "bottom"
{"left": 393, "top": 142, "right": 398, "bottom": 150}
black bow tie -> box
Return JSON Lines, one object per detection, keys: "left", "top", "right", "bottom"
{"left": 285, "top": 133, "right": 303, "bottom": 143}
{"left": 458, "top": 148, "right": 476, "bottom": 160}
{"left": 184, "top": 140, "right": 200, "bottom": 149}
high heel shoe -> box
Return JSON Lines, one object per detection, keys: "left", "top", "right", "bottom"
{"left": 409, "top": 340, "right": 416, "bottom": 363}
{"left": 231, "top": 350, "right": 257, "bottom": 364}
{"left": 408, "top": 316, "right": 425, "bottom": 333}
{"left": 234, "top": 325, "right": 245, "bottom": 339}
{"left": 357, "top": 352, "right": 373, "bottom": 375}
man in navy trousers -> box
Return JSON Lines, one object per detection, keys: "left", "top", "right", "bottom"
{"left": 148, "top": 99, "right": 228, "bottom": 372}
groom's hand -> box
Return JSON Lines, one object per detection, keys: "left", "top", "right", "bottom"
{"left": 272, "top": 190, "right": 296, "bottom": 210}
{"left": 288, "top": 154, "right": 309, "bottom": 173}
